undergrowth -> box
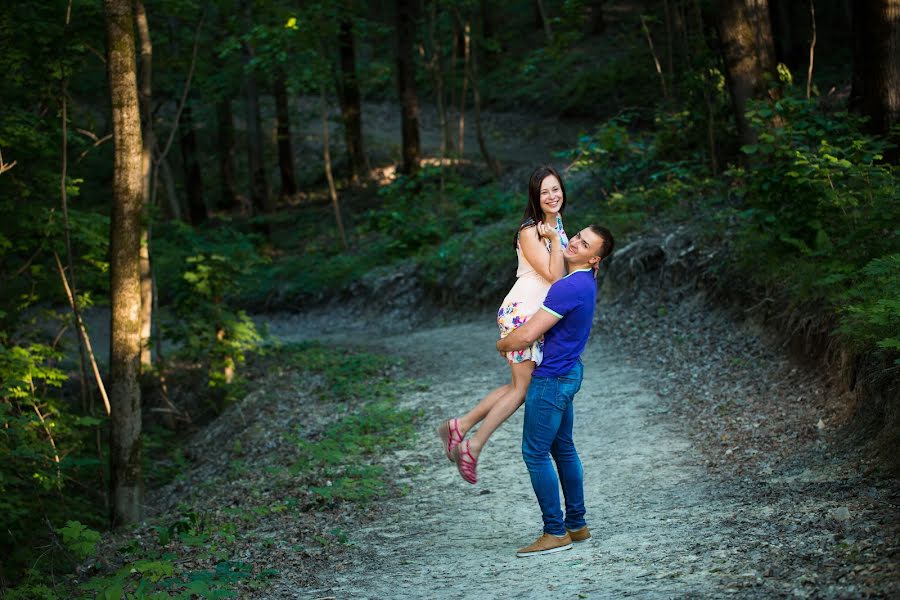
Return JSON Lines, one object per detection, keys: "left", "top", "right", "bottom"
{"left": 4, "top": 342, "right": 418, "bottom": 599}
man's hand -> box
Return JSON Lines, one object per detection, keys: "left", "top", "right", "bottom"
{"left": 496, "top": 308, "right": 561, "bottom": 353}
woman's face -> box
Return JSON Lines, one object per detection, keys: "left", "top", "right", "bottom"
{"left": 539, "top": 175, "right": 564, "bottom": 216}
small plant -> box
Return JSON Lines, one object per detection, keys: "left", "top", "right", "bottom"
{"left": 59, "top": 520, "right": 100, "bottom": 560}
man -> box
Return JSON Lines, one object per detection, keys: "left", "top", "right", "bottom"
{"left": 496, "top": 224, "right": 615, "bottom": 557}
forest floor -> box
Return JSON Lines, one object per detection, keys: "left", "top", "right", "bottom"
{"left": 135, "top": 281, "right": 899, "bottom": 599}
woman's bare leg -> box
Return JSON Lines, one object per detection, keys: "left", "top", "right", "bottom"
{"left": 456, "top": 383, "right": 511, "bottom": 437}
{"left": 466, "top": 360, "right": 534, "bottom": 460}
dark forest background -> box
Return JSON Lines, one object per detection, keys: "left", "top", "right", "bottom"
{"left": 1, "top": 0, "right": 897, "bottom": 596}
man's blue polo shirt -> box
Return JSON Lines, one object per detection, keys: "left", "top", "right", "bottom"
{"left": 533, "top": 268, "right": 597, "bottom": 378}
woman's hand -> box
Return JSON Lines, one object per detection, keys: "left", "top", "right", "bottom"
{"left": 537, "top": 221, "right": 560, "bottom": 242}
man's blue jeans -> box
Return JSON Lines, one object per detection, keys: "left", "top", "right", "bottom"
{"left": 522, "top": 360, "right": 586, "bottom": 536}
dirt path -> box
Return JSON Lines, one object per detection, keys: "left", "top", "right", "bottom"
{"left": 258, "top": 316, "right": 782, "bottom": 598}
{"left": 336, "top": 324, "right": 746, "bottom": 598}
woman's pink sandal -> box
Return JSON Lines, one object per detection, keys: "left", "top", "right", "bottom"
{"left": 438, "top": 418, "right": 463, "bottom": 462}
{"left": 453, "top": 439, "right": 478, "bottom": 484}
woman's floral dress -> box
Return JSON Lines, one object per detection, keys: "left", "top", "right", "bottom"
{"left": 497, "top": 216, "right": 568, "bottom": 365}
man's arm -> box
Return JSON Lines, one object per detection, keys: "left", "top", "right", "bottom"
{"left": 496, "top": 308, "right": 560, "bottom": 353}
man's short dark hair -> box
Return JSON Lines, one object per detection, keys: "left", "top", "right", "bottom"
{"left": 589, "top": 225, "right": 615, "bottom": 260}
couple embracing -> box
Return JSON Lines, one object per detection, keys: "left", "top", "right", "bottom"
{"left": 438, "top": 165, "right": 615, "bottom": 558}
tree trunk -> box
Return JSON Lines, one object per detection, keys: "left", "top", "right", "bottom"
{"left": 322, "top": 88, "right": 348, "bottom": 249}
{"left": 104, "top": 0, "right": 144, "bottom": 527}
{"left": 158, "top": 154, "right": 182, "bottom": 220}
{"left": 338, "top": 16, "right": 367, "bottom": 183}
{"left": 715, "top": 0, "right": 779, "bottom": 149}
{"left": 457, "top": 12, "right": 470, "bottom": 158}
{"left": 536, "top": 0, "right": 554, "bottom": 44}
{"left": 216, "top": 99, "right": 238, "bottom": 210}
{"left": 133, "top": 0, "right": 153, "bottom": 369}
{"left": 589, "top": 0, "right": 606, "bottom": 34}
{"left": 179, "top": 102, "right": 206, "bottom": 225}
{"left": 850, "top": 0, "right": 900, "bottom": 161}
{"left": 273, "top": 73, "right": 297, "bottom": 198}
{"left": 396, "top": 0, "right": 421, "bottom": 174}
{"left": 425, "top": 0, "right": 450, "bottom": 159}
{"left": 769, "top": 0, "right": 794, "bottom": 65}
{"left": 693, "top": 0, "right": 719, "bottom": 175}
{"left": 240, "top": 0, "right": 272, "bottom": 213}
{"left": 468, "top": 22, "right": 500, "bottom": 177}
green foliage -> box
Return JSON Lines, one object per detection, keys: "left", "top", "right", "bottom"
{"left": 481, "top": 17, "right": 659, "bottom": 116}
{"left": 155, "top": 223, "right": 267, "bottom": 402}
{"left": 733, "top": 92, "right": 899, "bottom": 351}
{"left": 563, "top": 112, "right": 722, "bottom": 236}
{"left": 362, "top": 166, "right": 516, "bottom": 258}
{"left": 77, "top": 557, "right": 270, "bottom": 600}
{"left": 59, "top": 520, "right": 100, "bottom": 560}
{"left": 837, "top": 254, "right": 900, "bottom": 356}
{"left": 282, "top": 343, "right": 418, "bottom": 504}
{"left": 0, "top": 338, "right": 106, "bottom": 582}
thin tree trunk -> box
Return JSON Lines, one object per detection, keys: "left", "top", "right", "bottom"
{"left": 54, "top": 253, "right": 111, "bottom": 415}
{"left": 536, "top": 0, "right": 554, "bottom": 44}
{"left": 104, "top": 0, "right": 144, "bottom": 527}
{"left": 850, "top": 0, "right": 900, "bottom": 160}
{"left": 150, "top": 14, "right": 202, "bottom": 221}
{"left": 273, "top": 73, "right": 297, "bottom": 198}
{"left": 589, "top": 0, "right": 606, "bottom": 34}
{"left": 806, "top": 0, "right": 816, "bottom": 99}
{"left": 663, "top": 0, "right": 674, "bottom": 89}
{"left": 449, "top": 20, "right": 459, "bottom": 153}
{"left": 241, "top": 0, "right": 272, "bottom": 212}
{"left": 133, "top": 0, "right": 153, "bottom": 369}
{"left": 216, "top": 100, "right": 238, "bottom": 210}
{"left": 179, "top": 102, "right": 206, "bottom": 224}
{"left": 426, "top": 0, "right": 450, "bottom": 160}
{"left": 769, "top": 0, "right": 794, "bottom": 65}
{"left": 396, "top": 0, "right": 421, "bottom": 174}
{"left": 641, "top": 16, "right": 669, "bottom": 100}
{"left": 692, "top": 0, "right": 718, "bottom": 175}
{"left": 322, "top": 88, "right": 348, "bottom": 249}
{"left": 715, "top": 0, "right": 779, "bottom": 150}
{"left": 458, "top": 17, "right": 470, "bottom": 158}
{"left": 337, "top": 16, "right": 367, "bottom": 182}
{"left": 158, "top": 154, "right": 182, "bottom": 219}
{"left": 60, "top": 47, "right": 93, "bottom": 417}
{"left": 468, "top": 23, "right": 500, "bottom": 177}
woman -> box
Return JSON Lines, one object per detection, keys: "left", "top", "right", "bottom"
{"left": 438, "top": 165, "right": 569, "bottom": 484}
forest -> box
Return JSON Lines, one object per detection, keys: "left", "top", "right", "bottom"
{"left": 1, "top": 0, "right": 898, "bottom": 597}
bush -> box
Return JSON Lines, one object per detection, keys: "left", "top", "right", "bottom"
{"left": 731, "top": 93, "right": 899, "bottom": 352}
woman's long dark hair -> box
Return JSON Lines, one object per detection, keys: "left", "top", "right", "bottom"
{"left": 513, "top": 165, "right": 567, "bottom": 250}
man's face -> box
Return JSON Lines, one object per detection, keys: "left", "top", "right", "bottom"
{"left": 564, "top": 227, "right": 605, "bottom": 266}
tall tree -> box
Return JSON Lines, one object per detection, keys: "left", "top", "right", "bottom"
{"left": 179, "top": 102, "right": 207, "bottom": 224}
{"left": 134, "top": 0, "right": 153, "bottom": 369}
{"left": 273, "top": 71, "right": 297, "bottom": 198}
{"left": 396, "top": 0, "right": 420, "bottom": 174}
{"left": 104, "top": 0, "right": 144, "bottom": 526}
{"left": 715, "top": 0, "right": 779, "bottom": 149}
{"left": 337, "top": 13, "right": 367, "bottom": 183}
{"left": 240, "top": 0, "right": 273, "bottom": 213}
{"left": 850, "top": 0, "right": 900, "bottom": 161}
{"left": 216, "top": 99, "right": 239, "bottom": 210}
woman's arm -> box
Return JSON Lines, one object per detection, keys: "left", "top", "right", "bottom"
{"left": 519, "top": 224, "right": 565, "bottom": 282}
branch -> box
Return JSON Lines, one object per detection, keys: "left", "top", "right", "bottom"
{"left": 0, "top": 148, "right": 17, "bottom": 176}
{"left": 54, "top": 252, "right": 111, "bottom": 415}
{"left": 155, "top": 13, "right": 204, "bottom": 165}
